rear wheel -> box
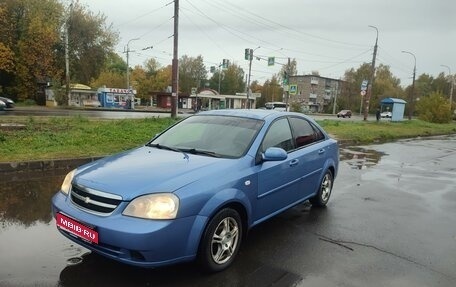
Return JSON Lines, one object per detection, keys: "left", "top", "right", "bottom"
{"left": 310, "top": 170, "right": 333, "bottom": 207}
{"left": 198, "top": 208, "right": 242, "bottom": 272}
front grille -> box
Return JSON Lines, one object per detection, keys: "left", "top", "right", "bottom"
{"left": 70, "top": 184, "right": 122, "bottom": 215}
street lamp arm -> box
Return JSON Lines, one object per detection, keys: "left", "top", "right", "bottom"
{"left": 401, "top": 50, "right": 416, "bottom": 66}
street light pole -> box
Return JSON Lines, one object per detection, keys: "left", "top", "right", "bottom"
{"left": 364, "top": 25, "right": 378, "bottom": 121}
{"left": 441, "top": 64, "right": 454, "bottom": 112}
{"left": 125, "top": 37, "right": 139, "bottom": 109}
{"left": 402, "top": 50, "right": 416, "bottom": 120}
{"left": 218, "top": 63, "right": 222, "bottom": 94}
{"left": 126, "top": 38, "right": 139, "bottom": 89}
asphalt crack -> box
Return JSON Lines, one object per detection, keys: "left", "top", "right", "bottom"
{"left": 315, "top": 232, "right": 456, "bottom": 282}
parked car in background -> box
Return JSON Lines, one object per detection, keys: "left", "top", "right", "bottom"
{"left": 265, "top": 101, "right": 288, "bottom": 111}
{"left": 0, "top": 99, "right": 5, "bottom": 111}
{"left": 337, "top": 109, "right": 352, "bottom": 118}
{"left": 380, "top": 111, "right": 392, "bottom": 118}
{"left": 0, "top": 96, "right": 15, "bottom": 109}
{"left": 52, "top": 109, "right": 339, "bottom": 272}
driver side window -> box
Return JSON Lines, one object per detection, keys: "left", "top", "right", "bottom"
{"left": 261, "top": 118, "right": 293, "bottom": 152}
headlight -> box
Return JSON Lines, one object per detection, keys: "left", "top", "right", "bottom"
{"left": 61, "top": 169, "right": 76, "bottom": 195}
{"left": 123, "top": 193, "right": 179, "bottom": 220}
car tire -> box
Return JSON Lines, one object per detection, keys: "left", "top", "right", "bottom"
{"left": 309, "top": 170, "right": 333, "bottom": 207}
{"left": 198, "top": 208, "right": 242, "bottom": 272}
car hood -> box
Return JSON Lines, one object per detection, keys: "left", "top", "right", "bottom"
{"left": 73, "top": 146, "right": 234, "bottom": 200}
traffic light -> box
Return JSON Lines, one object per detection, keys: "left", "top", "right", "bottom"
{"left": 222, "top": 59, "right": 229, "bottom": 69}
{"left": 210, "top": 66, "right": 215, "bottom": 73}
{"left": 283, "top": 72, "right": 288, "bottom": 85}
{"left": 245, "top": 48, "right": 250, "bottom": 60}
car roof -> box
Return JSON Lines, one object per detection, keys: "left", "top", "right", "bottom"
{"left": 198, "top": 109, "right": 308, "bottom": 121}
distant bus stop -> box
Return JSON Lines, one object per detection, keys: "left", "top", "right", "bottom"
{"left": 380, "top": 97, "right": 407, "bottom": 121}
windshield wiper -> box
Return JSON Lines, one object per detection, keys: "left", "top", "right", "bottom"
{"left": 182, "top": 148, "right": 221, "bottom": 158}
{"left": 146, "top": 143, "right": 183, "bottom": 153}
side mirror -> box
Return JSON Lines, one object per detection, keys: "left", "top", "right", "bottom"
{"left": 262, "top": 147, "right": 287, "bottom": 161}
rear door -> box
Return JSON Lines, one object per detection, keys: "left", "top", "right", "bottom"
{"left": 288, "top": 116, "right": 327, "bottom": 198}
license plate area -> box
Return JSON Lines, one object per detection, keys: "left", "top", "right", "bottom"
{"left": 56, "top": 213, "right": 99, "bottom": 244}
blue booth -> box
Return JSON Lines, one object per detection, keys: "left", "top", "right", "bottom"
{"left": 97, "top": 87, "right": 136, "bottom": 109}
{"left": 380, "top": 98, "right": 407, "bottom": 121}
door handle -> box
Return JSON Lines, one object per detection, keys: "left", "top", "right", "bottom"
{"left": 318, "top": 149, "right": 325, "bottom": 154}
{"left": 289, "top": 159, "right": 299, "bottom": 167}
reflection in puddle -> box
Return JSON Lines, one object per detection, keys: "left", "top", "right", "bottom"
{"left": 0, "top": 169, "right": 67, "bottom": 227}
{"left": 339, "top": 146, "right": 385, "bottom": 170}
{"left": 0, "top": 168, "right": 90, "bottom": 286}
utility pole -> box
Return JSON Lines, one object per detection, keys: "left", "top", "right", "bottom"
{"left": 171, "top": 0, "right": 179, "bottom": 118}
{"left": 364, "top": 25, "right": 378, "bottom": 121}
{"left": 245, "top": 46, "right": 260, "bottom": 109}
{"left": 441, "top": 64, "right": 454, "bottom": 113}
{"left": 402, "top": 51, "right": 416, "bottom": 120}
{"left": 64, "top": 3, "right": 73, "bottom": 105}
{"left": 332, "top": 80, "right": 340, "bottom": 115}
{"left": 285, "top": 57, "right": 290, "bottom": 111}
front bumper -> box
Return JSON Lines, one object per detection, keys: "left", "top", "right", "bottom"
{"left": 52, "top": 191, "right": 208, "bottom": 267}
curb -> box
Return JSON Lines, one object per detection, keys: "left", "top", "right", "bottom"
{"left": 0, "top": 157, "right": 102, "bottom": 174}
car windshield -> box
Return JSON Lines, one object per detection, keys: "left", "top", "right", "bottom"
{"left": 149, "top": 115, "right": 263, "bottom": 158}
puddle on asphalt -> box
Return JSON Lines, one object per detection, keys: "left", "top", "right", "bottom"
{"left": 0, "top": 168, "right": 90, "bottom": 285}
{"left": 339, "top": 146, "right": 386, "bottom": 170}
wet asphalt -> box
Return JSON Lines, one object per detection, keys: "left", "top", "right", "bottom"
{"left": 0, "top": 135, "right": 455, "bottom": 287}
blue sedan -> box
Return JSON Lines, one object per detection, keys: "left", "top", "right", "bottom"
{"left": 52, "top": 109, "right": 339, "bottom": 272}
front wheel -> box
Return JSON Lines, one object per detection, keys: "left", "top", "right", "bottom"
{"left": 310, "top": 170, "right": 333, "bottom": 207}
{"left": 198, "top": 208, "right": 242, "bottom": 272}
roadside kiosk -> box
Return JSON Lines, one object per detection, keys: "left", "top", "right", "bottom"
{"left": 380, "top": 97, "right": 407, "bottom": 121}
{"left": 97, "top": 87, "right": 136, "bottom": 109}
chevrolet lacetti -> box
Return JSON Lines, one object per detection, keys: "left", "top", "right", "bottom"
{"left": 52, "top": 109, "right": 339, "bottom": 272}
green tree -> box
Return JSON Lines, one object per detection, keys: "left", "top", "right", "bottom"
{"left": 90, "top": 52, "right": 126, "bottom": 88}
{"left": 64, "top": 1, "right": 118, "bottom": 85}
{"left": 339, "top": 63, "right": 371, "bottom": 112}
{"left": 144, "top": 58, "right": 161, "bottom": 77}
{"left": 339, "top": 63, "right": 404, "bottom": 113}
{"left": 153, "top": 65, "right": 172, "bottom": 92}
{"left": 178, "top": 55, "right": 207, "bottom": 93}
{"left": 279, "top": 58, "right": 297, "bottom": 84}
{"left": 90, "top": 70, "right": 125, "bottom": 89}
{"left": 209, "top": 63, "right": 245, "bottom": 94}
{"left": 372, "top": 64, "right": 404, "bottom": 107}
{"left": 432, "top": 72, "right": 450, "bottom": 95}
{"left": 259, "top": 76, "right": 283, "bottom": 106}
{"left": 0, "top": 0, "right": 64, "bottom": 101}
{"left": 415, "top": 91, "right": 451, "bottom": 123}
{"left": 0, "top": 5, "right": 14, "bottom": 73}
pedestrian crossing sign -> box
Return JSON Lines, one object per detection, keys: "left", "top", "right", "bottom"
{"left": 289, "top": 84, "right": 297, "bottom": 95}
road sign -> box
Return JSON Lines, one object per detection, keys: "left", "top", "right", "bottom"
{"left": 360, "top": 90, "right": 366, "bottom": 96}
{"left": 361, "top": 80, "right": 368, "bottom": 91}
{"left": 289, "top": 84, "right": 297, "bottom": 95}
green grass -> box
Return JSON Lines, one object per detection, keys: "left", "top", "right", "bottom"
{"left": 0, "top": 116, "right": 455, "bottom": 162}
{"left": 0, "top": 116, "right": 178, "bottom": 162}
{"left": 318, "top": 119, "right": 456, "bottom": 144}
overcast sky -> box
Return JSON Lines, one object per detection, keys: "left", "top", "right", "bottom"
{"left": 77, "top": 0, "right": 455, "bottom": 87}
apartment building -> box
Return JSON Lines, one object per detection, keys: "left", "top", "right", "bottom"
{"left": 288, "top": 74, "right": 343, "bottom": 113}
